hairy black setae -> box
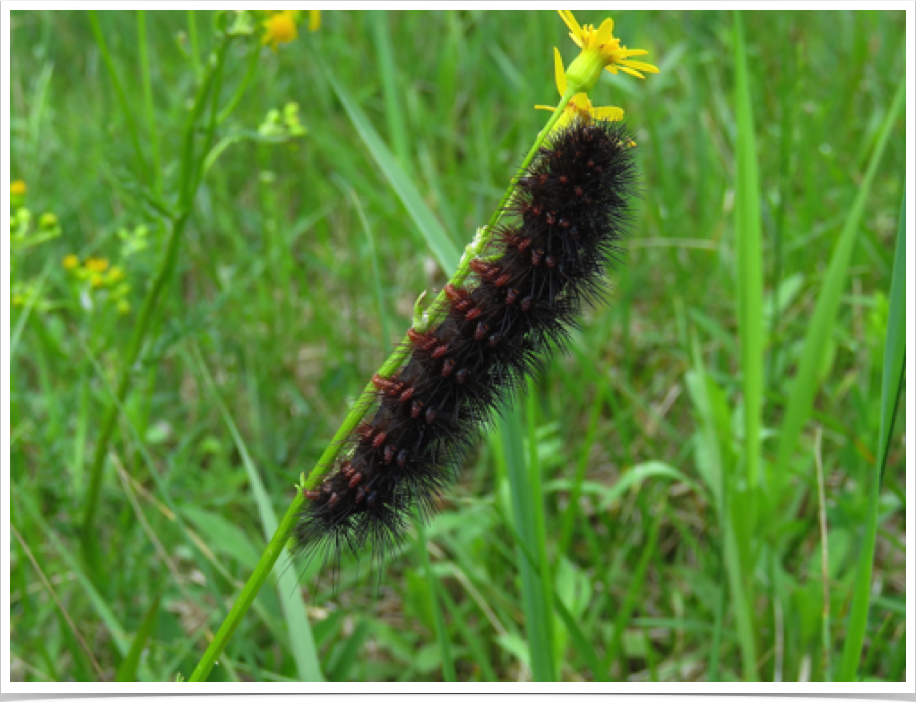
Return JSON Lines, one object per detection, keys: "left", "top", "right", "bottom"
{"left": 296, "top": 118, "right": 638, "bottom": 568}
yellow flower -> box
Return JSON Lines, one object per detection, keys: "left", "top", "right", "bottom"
{"left": 260, "top": 10, "right": 319, "bottom": 50}
{"left": 536, "top": 48, "right": 624, "bottom": 127}
{"left": 262, "top": 11, "right": 298, "bottom": 50}
{"left": 84, "top": 257, "right": 109, "bottom": 273}
{"left": 91, "top": 274, "right": 105, "bottom": 288}
{"left": 558, "top": 10, "right": 659, "bottom": 93}
{"left": 63, "top": 254, "right": 80, "bottom": 270}
{"left": 11, "top": 180, "right": 27, "bottom": 196}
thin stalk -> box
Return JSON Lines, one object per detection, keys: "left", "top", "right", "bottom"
{"left": 80, "top": 213, "right": 189, "bottom": 564}
{"left": 188, "top": 89, "right": 576, "bottom": 683}
{"left": 188, "top": 492, "right": 303, "bottom": 682}
{"left": 187, "top": 10, "right": 203, "bottom": 80}
{"left": 80, "top": 33, "right": 234, "bottom": 562}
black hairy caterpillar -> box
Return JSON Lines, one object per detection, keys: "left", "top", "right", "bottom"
{"left": 296, "top": 118, "right": 637, "bottom": 567}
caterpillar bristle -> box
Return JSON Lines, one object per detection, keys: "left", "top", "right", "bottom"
{"left": 295, "top": 118, "right": 638, "bottom": 570}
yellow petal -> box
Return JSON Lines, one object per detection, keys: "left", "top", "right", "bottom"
{"left": 553, "top": 47, "right": 567, "bottom": 96}
{"left": 557, "top": 10, "right": 582, "bottom": 38}
{"left": 619, "top": 48, "right": 649, "bottom": 58}
{"left": 595, "top": 18, "right": 614, "bottom": 45}
{"left": 569, "top": 31, "right": 584, "bottom": 48}
{"left": 592, "top": 106, "right": 625, "bottom": 121}
{"left": 604, "top": 64, "right": 619, "bottom": 75}
{"left": 620, "top": 59, "right": 659, "bottom": 73}
{"left": 570, "top": 93, "right": 592, "bottom": 111}
{"left": 617, "top": 65, "right": 646, "bottom": 79}
{"left": 534, "top": 105, "right": 557, "bottom": 112}
{"left": 308, "top": 10, "right": 321, "bottom": 31}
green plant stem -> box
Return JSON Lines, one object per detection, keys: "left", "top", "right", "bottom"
{"left": 80, "top": 32, "right": 234, "bottom": 563}
{"left": 188, "top": 492, "right": 303, "bottom": 682}
{"left": 187, "top": 87, "right": 576, "bottom": 683}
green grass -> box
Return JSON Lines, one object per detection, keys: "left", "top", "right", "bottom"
{"left": 9, "top": 10, "right": 906, "bottom": 682}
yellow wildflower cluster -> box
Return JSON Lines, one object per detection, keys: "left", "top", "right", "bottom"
{"left": 536, "top": 48, "right": 625, "bottom": 128}
{"left": 261, "top": 10, "right": 321, "bottom": 51}
{"left": 10, "top": 180, "right": 62, "bottom": 311}
{"left": 63, "top": 254, "right": 132, "bottom": 314}
{"left": 539, "top": 11, "right": 658, "bottom": 130}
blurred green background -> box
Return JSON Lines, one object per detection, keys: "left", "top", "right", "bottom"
{"left": 9, "top": 10, "right": 906, "bottom": 683}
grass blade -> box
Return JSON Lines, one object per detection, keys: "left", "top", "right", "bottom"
{"left": 837, "top": 194, "right": 905, "bottom": 680}
{"left": 11, "top": 524, "right": 106, "bottom": 680}
{"left": 686, "top": 332, "right": 754, "bottom": 681}
{"left": 733, "top": 10, "right": 764, "bottom": 494}
{"left": 115, "top": 593, "right": 161, "bottom": 682}
{"left": 371, "top": 11, "right": 411, "bottom": 170}
{"left": 602, "top": 501, "right": 664, "bottom": 679}
{"left": 313, "top": 53, "right": 461, "bottom": 272}
{"left": 498, "top": 400, "right": 556, "bottom": 681}
{"left": 414, "top": 518, "right": 456, "bottom": 682}
{"left": 772, "top": 78, "right": 904, "bottom": 490}
{"left": 729, "top": 12, "right": 764, "bottom": 680}
{"left": 190, "top": 345, "right": 323, "bottom": 682}
{"left": 551, "top": 588, "right": 609, "bottom": 682}
{"left": 15, "top": 495, "right": 130, "bottom": 657}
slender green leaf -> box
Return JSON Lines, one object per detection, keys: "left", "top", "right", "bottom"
{"left": 838, "top": 194, "right": 905, "bottom": 680}
{"left": 546, "top": 461, "right": 707, "bottom": 511}
{"left": 191, "top": 347, "right": 323, "bottom": 682}
{"left": 498, "top": 402, "right": 556, "bottom": 681}
{"left": 115, "top": 593, "right": 161, "bottom": 682}
{"left": 415, "top": 519, "right": 456, "bottom": 682}
{"left": 733, "top": 10, "right": 764, "bottom": 494}
{"left": 773, "top": 78, "right": 904, "bottom": 488}
{"left": 371, "top": 12, "right": 411, "bottom": 170}
{"left": 16, "top": 495, "right": 130, "bottom": 656}
{"left": 314, "top": 54, "right": 461, "bottom": 272}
